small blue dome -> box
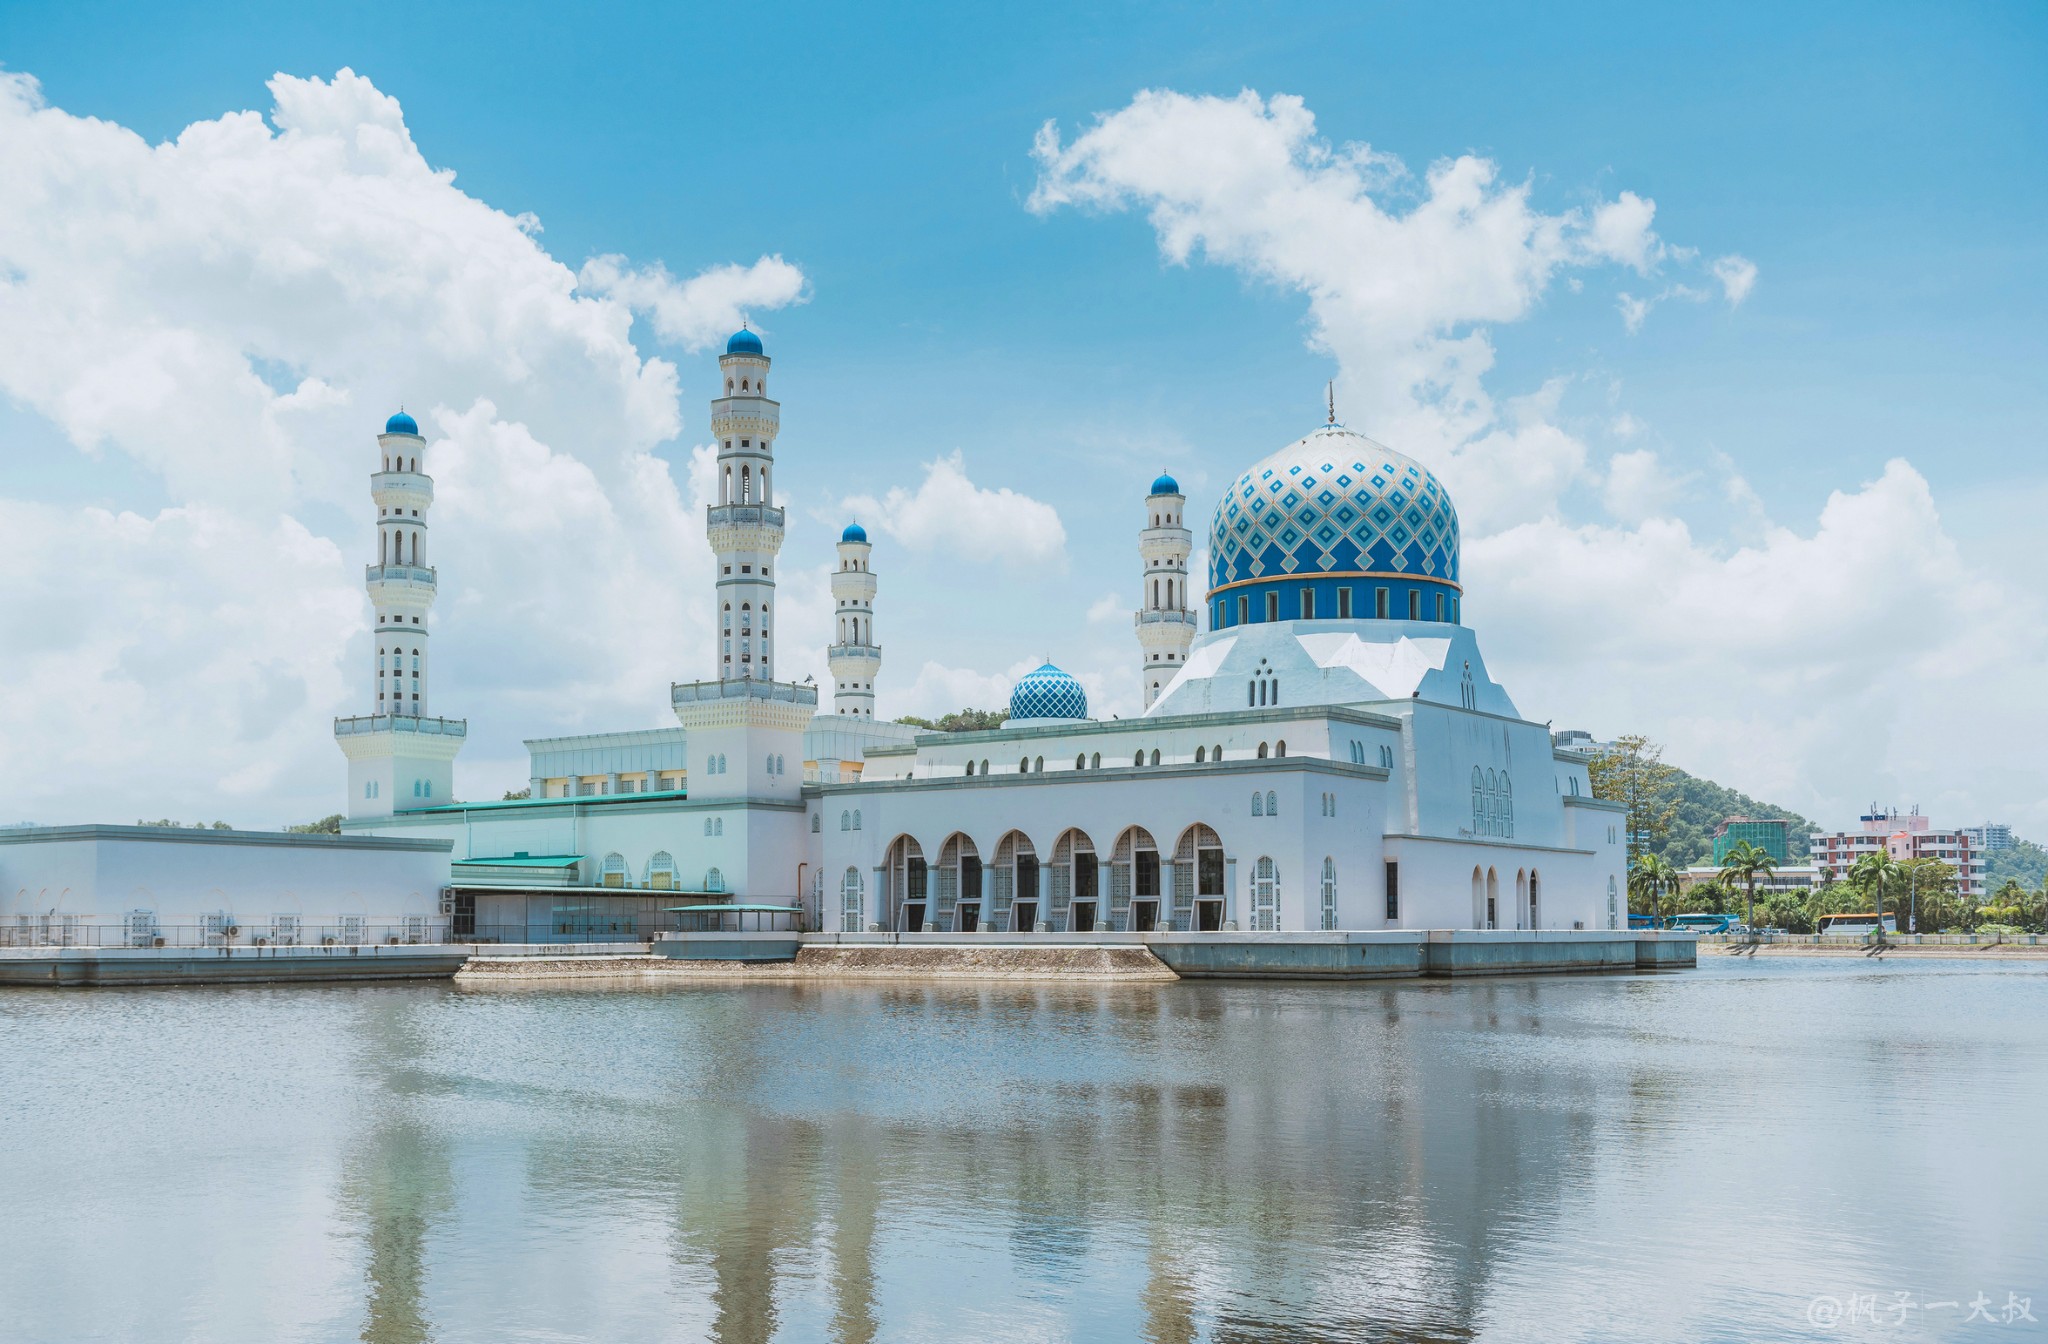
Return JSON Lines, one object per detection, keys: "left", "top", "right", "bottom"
{"left": 726, "top": 328, "right": 764, "bottom": 355}
{"left": 1150, "top": 472, "right": 1181, "bottom": 496}
{"left": 841, "top": 522, "right": 868, "bottom": 544}
{"left": 1008, "top": 663, "right": 1088, "bottom": 722}
{"left": 384, "top": 410, "right": 419, "bottom": 436}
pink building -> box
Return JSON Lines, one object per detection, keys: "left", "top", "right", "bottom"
{"left": 1809, "top": 807, "right": 1986, "bottom": 898}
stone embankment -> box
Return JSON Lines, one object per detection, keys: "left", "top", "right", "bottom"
{"left": 1708, "top": 937, "right": 2048, "bottom": 960}
{"left": 457, "top": 944, "right": 1180, "bottom": 983}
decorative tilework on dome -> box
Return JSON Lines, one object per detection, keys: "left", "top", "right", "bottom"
{"left": 1207, "top": 426, "right": 1460, "bottom": 597}
{"left": 1007, "top": 663, "right": 1088, "bottom": 721}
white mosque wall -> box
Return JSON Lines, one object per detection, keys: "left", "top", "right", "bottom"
{"left": 0, "top": 826, "right": 451, "bottom": 945}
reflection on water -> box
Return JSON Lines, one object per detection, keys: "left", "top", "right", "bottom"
{"left": 2, "top": 958, "right": 2045, "bottom": 1343}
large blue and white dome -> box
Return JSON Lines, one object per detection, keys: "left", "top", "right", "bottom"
{"left": 726, "top": 327, "right": 764, "bottom": 356}
{"left": 383, "top": 410, "right": 419, "bottom": 436}
{"left": 1007, "top": 663, "right": 1088, "bottom": 723}
{"left": 1207, "top": 424, "right": 1462, "bottom": 627}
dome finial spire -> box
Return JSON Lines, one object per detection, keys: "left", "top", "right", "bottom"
{"left": 1326, "top": 380, "right": 1337, "bottom": 426}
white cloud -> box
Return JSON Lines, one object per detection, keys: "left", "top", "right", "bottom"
{"left": 1618, "top": 293, "right": 1653, "bottom": 335}
{"left": 1601, "top": 448, "right": 1687, "bottom": 523}
{"left": 1031, "top": 87, "right": 2045, "bottom": 829}
{"left": 1584, "top": 191, "right": 1663, "bottom": 273}
{"left": 1712, "top": 254, "right": 1759, "bottom": 306}
{"left": 1086, "top": 593, "right": 1124, "bottom": 623}
{"left": 578, "top": 254, "right": 807, "bottom": 351}
{"left": 0, "top": 68, "right": 805, "bottom": 822}
{"left": 841, "top": 451, "right": 1067, "bottom": 566}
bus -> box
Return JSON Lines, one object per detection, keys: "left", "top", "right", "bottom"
{"left": 1818, "top": 913, "right": 1897, "bottom": 936}
{"left": 1668, "top": 913, "right": 1735, "bottom": 934}
{"left": 1628, "top": 912, "right": 1660, "bottom": 930}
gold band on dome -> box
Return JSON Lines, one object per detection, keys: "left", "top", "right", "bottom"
{"left": 1207, "top": 571, "right": 1463, "bottom": 596}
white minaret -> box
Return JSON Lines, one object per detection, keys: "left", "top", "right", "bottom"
{"left": 829, "top": 523, "right": 881, "bottom": 717}
{"left": 708, "top": 327, "right": 783, "bottom": 681}
{"left": 1134, "top": 472, "right": 1197, "bottom": 710}
{"left": 336, "top": 410, "right": 465, "bottom": 818}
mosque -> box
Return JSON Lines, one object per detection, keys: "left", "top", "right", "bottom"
{"left": 334, "top": 328, "right": 1629, "bottom": 942}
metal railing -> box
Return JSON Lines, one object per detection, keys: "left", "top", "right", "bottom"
{"left": 825, "top": 644, "right": 881, "bottom": 660}
{"left": 704, "top": 504, "right": 785, "bottom": 529}
{"left": 671, "top": 678, "right": 817, "bottom": 706}
{"left": 1, "top": 916, "right": 451, "bottom": 950}
{"left": 1701, "top": 931, "right": 2044, "bottom": 947}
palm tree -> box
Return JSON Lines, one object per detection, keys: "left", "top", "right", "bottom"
{"left": 1718, "top": 840, "right": 1779, "bottom": 935}
{"left": 1849, "top": 850, "right": 1901, "bottom": 944}
{"left": 1630, "top": 854, "right": 1682, "bottom": 928}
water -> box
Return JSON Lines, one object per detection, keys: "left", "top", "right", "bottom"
{"left": 2, "top": 956, "right": 2044, "bottom": 1343}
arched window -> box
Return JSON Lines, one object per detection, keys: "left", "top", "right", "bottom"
{"left": 1472, "top": 767, "right": 1485, "bottom": 834}
{"left": 767, "top": 753, "right": 775, "bottom": 773}
{"left": 776, "top": 754, "right": 785, "bottom": 775}
{"left": 646, "top": 851, "right": 676, "bottom": 891}
{"left": 601, "top": 853, "right": 627, "bottom": 888}
{"left": 1252, "top": 791, "right": 1264, "bottom": 817}
{"left": 1266, "top": 790, "right": 1278, "bottom": 816}
{"left": 853, "top": 809, "right": 862, "bottom": 831}
{"left": 1195, "top": 746, "right": 1206, "bottom": 763}
{"left": 1020, "top": 757, "right": 1030, "bottom": 774}
{"left": 811, "top": 814, "right": 821, "bottom": 833}
{"left": 1150, "top": 749, "right": 1161, "bottom": 766}
{"left": 981, "top": 759, "right": 990, "bottom": 775}
{"left": 1252, "top": 857, "right": 1280, "bottom": 931}
{"left": 714, "top": 818, "right": 723, "bottom": 836}
{"left": 1257, "top": 742, "right": 1269, "bottom": 759}
{"left": 705, "top": 866, "right": 724, "bottom": 893}
{"left": 1381, "top": 744, "right": 1394, "bottom": 769}
{"left": 841, "top": 867, "right": 864, "bottom": 932}
{"left": 1035, "top": 756, "right": 1044, "bottom": 772}
{"left": 1134, "top": 750, "right": 1145, "bottom": 767}
{"left": 1076, "top": 753, "right": 1087, "bottom": 770}
{"left": 840, "top": 810, "right": 851, "bottom": 831}
{"left": 705, "top": 818, "right": 715, "bottom": 837}
{"left": 1320, "top": 858, "right": 1338, "bottom": 931}
{"left": 1275, "top": 740, "right": 1286, "bottom": 757}
{"left": 1607, "top": 877, "right": 1619, "bottom": 930}
{"left": 965, "top": 760, "right": 975, "bottom": 776}
{"left": 1501, "top": 774, "right": 1514, "bottom": 838}
{"left": 1213, "top": 744, "right": 1223, "bottom": 761}
{"left": 1091, "top": 752, "right": 1101, "bottom": 769}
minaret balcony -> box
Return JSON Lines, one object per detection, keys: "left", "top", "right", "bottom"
{"left": 1133, "top": 609, "right": 1199, "bottom": 629}
{"left": 706, "top": 503, "right": 786, "bottom": 529}
{"left": 333, "top": 713, "right": 468, "bottom": 738}
{"left": 672, "top": 678, "right": 818, "bottom": 708}
{"left": 826, "top": 643, "right": 883, "bottom": 662}
{"left": 366, "top": 563, "right": 438, "bottom": 588}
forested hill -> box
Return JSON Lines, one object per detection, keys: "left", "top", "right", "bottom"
{"left": 1650, "top": 765, "right": 1818, "bottom": 867}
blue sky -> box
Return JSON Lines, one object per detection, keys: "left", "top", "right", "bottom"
{"left": 1, "top": 0, "right": 2043, "bottom": 831}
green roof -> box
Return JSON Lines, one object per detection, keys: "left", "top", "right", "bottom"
{"left": 457, "top": 854, "right": 584, "bottom": 868}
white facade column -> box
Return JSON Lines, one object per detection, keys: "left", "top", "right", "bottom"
{"left": 1134, "top": 475, "right": 1197, "bottom": 709}
{"left": 829, "top": 526, "right": 881, "bottom": 717}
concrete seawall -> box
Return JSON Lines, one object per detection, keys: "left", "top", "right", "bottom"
{"left": 1, "top": 931, "right": 1695, "bottom": 987}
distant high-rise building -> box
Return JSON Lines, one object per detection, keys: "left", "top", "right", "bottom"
{"left": 1963, "top": 823, "right": 2015, "bottom": 852}
{"left": 1714, "top": 817, "right": 1789, "bottom": 864}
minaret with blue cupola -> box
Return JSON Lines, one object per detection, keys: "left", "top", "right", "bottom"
{"left": 1135, "top": 472, "right": 1197, "bottom": 709}
{"left": 335, "top": 409, "right": 466, "bottom": 819}
{"left": 829, "top": 522, "right": 881, "bottom": 717}
{"left": 709, "top": 326, "right": 783, "bottom": 681}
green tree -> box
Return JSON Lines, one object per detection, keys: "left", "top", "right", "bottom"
{"left": 1629, "top": 853, "right": 1683, "bottom": 926}
{"left": 501, "top": 787, "right": 532, "bottom": 801}
{"left": 286, "top": 814, "right": 343, "bottom": 835}
{"left": 1589, "top": 735, "right": 1680, "bottom": 864}
{"left": 1717, "top": 839, "right": 1778, "bottom": 933}
{"left": 894, "top": 708, "right": 1007, "bottom": 733}
{"left": 1893, "top": 858, "right": 1959, "bottom": 933}
{"left": 1849, "top": 850, "right": 1901, "bottom": 941}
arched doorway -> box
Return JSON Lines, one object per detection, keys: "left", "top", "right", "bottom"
{"left": 1172, "top": 824, "right": 1225, "bottom": 931}
{"left": 1109, "top": 826, "right": 1161, "bottom": 931}
{"left": 1050, "top": 829, "right": 1099, "bottom": 931}
{"left": 1472, "top": 866, "right": 1486, "bottom": 929}
{"left": 1485, "top": 867, "right": 1499, "bottom": 930}
{"left": 937, "top": 833, "right": 982, "bottom": 932}
{"left": 1515, "top": 868, "right": 1529, "bottom": 930}
{"left": 886, "top": 835, "right": 928, "bottom": 932}
{"left": 994, "top": 831, "right": 1040, "bottom": 932}
{"left": 1528, "top": 868, "right": 1540, "bottom": 929}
